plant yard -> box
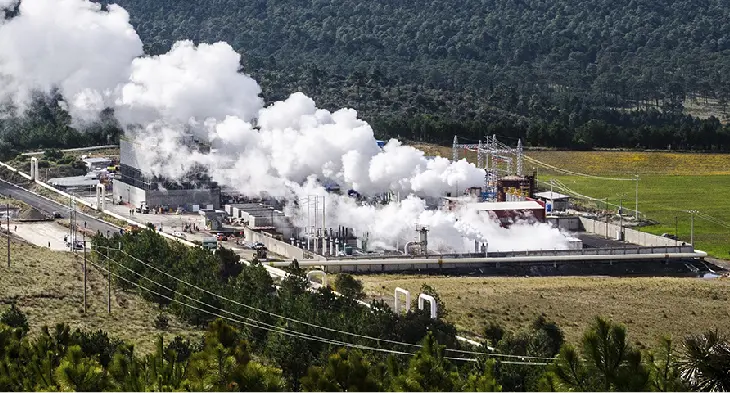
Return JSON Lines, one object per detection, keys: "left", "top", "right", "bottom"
{"left": 0, "top": 239, "right": 201, "bottom": 353}
{"left": 413, "top": 144, "right": 730, "bottom": 259}
{"left": 357, "top": 274, "right": 730, "bottom": 347}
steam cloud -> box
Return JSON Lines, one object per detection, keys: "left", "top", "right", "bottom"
{"left": 0, "top": 0, "right": 572, "bottom": 252}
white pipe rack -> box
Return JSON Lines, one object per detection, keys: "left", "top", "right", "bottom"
{"left": 268, "top": 250, "right": 708, "bottom": 268}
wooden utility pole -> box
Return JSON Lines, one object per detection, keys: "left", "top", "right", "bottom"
{"left": 83, "top": 233, "right": 87, "bottom": 313}
{"left": 6, "top": 203, "right": 10, "bottom": 268}
{"left": 107, "top": 251, "right": 111, "bottom": 314}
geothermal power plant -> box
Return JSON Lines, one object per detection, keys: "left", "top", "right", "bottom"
{"left": 5, "top": 0, "right": 705, "bottom": 276}
{"left": 51, "top": 132, "right": 707, "bottom": 276}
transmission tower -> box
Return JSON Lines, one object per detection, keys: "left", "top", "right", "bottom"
{"left": 452, "top": 135, "right": 524, "bottom": 201}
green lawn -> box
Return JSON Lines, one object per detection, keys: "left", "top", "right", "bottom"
{"left": 543, "top": 174, "right": 730, "bottom": 259}
{"left": 540, "top": 174, "right": 730, "bottom": 259}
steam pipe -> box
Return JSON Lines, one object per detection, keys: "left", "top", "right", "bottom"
{"left": 269, "top": 250, "right": 708, "bottom": 267}
{"left": 404, "top": 241, "right": 417, "bottom": 255}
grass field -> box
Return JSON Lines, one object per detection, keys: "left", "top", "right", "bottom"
{"left": 525, "top": 151, "right": 730, "bottom": 259}
{"left": 0, "top": 238, "right": 202, "bottom": 353}
{"left": 358, "top": 274, "right": 730, "bottom": 347}
{"left": 414, "top": 144, "right": 730, "bottom": 259}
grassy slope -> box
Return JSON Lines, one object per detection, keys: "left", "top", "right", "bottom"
{"left": 413, "top": 144, "right": 730, "bottom": 259}
{"left": 0, "top": 239, "right": 202, "bottom": 353}
{"left": 359, "top": 275, "right": 730, "bottom": 347}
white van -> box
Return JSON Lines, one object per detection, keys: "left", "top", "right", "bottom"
{"left": 172, "top": 231, "right": 187, "bottom": 239}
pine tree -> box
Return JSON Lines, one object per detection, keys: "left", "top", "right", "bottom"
{"left": 548, "top": 317, "right": 650, "bottom": 391}
{"left": 54, "top": 345, "right": 110, "bottom": 392}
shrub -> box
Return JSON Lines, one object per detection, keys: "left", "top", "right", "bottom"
{"left": 0, "top": 304, "right": 30, "bottom": 335}
{"left": 43, "top": 148, "right": 64, "bottom": 161}
{"left": 334, "top": 274, "right": 365, "bottom": 300}
{"left": 155, "top": 312, "right": 170, "bottom": 330}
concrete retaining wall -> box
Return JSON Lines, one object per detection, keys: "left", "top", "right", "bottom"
{"left": 579, "top": 217, "right": 681, "bottom": 247}
{"left": 244, "top": 226, "right": 305, "bottom": 260}
{"left": 547, "top": 216, "right": 582, "bottom": 231}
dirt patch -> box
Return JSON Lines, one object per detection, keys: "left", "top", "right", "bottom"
{"left": 18, "top": 206, "right": 50, "bottom": 222}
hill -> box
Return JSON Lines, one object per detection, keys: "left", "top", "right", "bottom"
{"left": 0, "top": 239, "right": 202, "bottom": 353}
{"left": 84, "top": 0, "right": 730, "bottom": 152}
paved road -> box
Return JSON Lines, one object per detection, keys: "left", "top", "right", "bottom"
{"left": 21, "top": 144, "right": 118, "bottom": 156}
{"left": 0, "top": 178, "right": 119, "bottom": 236}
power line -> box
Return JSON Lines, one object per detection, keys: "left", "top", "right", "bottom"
{"left": 85, "top": 254, "right": 417, "bottom": 357}
{"left": 88, "top": 251, "right": 549, "bottom": 366}
{"left": 93, "top": 245, "right": 557, "bottom": 362}
{"left": 524, "top": 155, "right": 635, "bottom": 181}
{"left": 92, "top": 250, "right": 359, "bottom": 348}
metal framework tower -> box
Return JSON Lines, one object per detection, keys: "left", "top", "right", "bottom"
{"left": 451, "top": 135, "right": 524, "bottom": 201}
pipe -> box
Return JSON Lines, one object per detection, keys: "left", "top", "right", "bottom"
{"left": 404, "top": 241, "right": 417, "bottom": 255}
{"left": 269, "top": 251, "right": 708, "bottom": 267}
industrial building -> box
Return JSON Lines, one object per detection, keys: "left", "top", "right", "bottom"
{"left": 47, "top": 173, "right": 100, "bottom": 192}
{"left": 81, "top": 157, "right": 112, "bottom": 172}
{"left": 534, "top": 191, "right": 571, "bottom": 212}
{"left": 113, "top": 137, "right": 221, "bottom": 211}
{"left": 224, "top": 202, "right": 294, "bottom": 239}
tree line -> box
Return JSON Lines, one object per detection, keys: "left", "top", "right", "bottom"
{"left": 89, "top": 0, "right": 730, "bottom": 151}
{"left": 5, "top": 0, "right": 730, "bottom": 153}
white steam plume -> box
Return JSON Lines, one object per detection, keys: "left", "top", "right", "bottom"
{"left": 116, "top": 40, "right": 264, "bottom": 127}
{"left": 1, "top": 0, "right": 572, "bottom": 253}
{"left": 0, "top": 0, "right": 17, "bottom": 10}
{"left": 0, "top": 0, "right": 143, "bottom": 121}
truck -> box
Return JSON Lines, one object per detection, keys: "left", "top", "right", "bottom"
{"left": 253, "top": 242, "right": 268, "bottom": 259}
{"left": 202, "top": 237, "right": 218, "bottom": 251}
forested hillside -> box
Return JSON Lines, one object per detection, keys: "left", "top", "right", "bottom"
{"left": 92, "top": 0, "right": 730, "bottom": 151}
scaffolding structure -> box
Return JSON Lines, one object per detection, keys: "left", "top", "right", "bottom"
{"left": 452, "top": 135, "right": 524, "bottom": 201}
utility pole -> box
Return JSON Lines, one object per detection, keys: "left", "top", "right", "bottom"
{"left": 83, "top": 233, "right": 87, "bottom": 313}
{"left": 675, "top": 216, "right": 678, "bottom": 246}
{"left": 619, "top": 199, "right": 624, "bottom": 241}
{"left": 604, "top": 198, "right": 608, "bottom": 239}
{"left": 68, "top": 197, "right": 72, "bottom": 249}
{"left": 689, "top": 210, "right": 698, "bottom": 245}
{"left": 6, "top": 203, "right": 10, "bottom": 268}
{"left": 635, "top": 174, "right": 639, "bottom": 220}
